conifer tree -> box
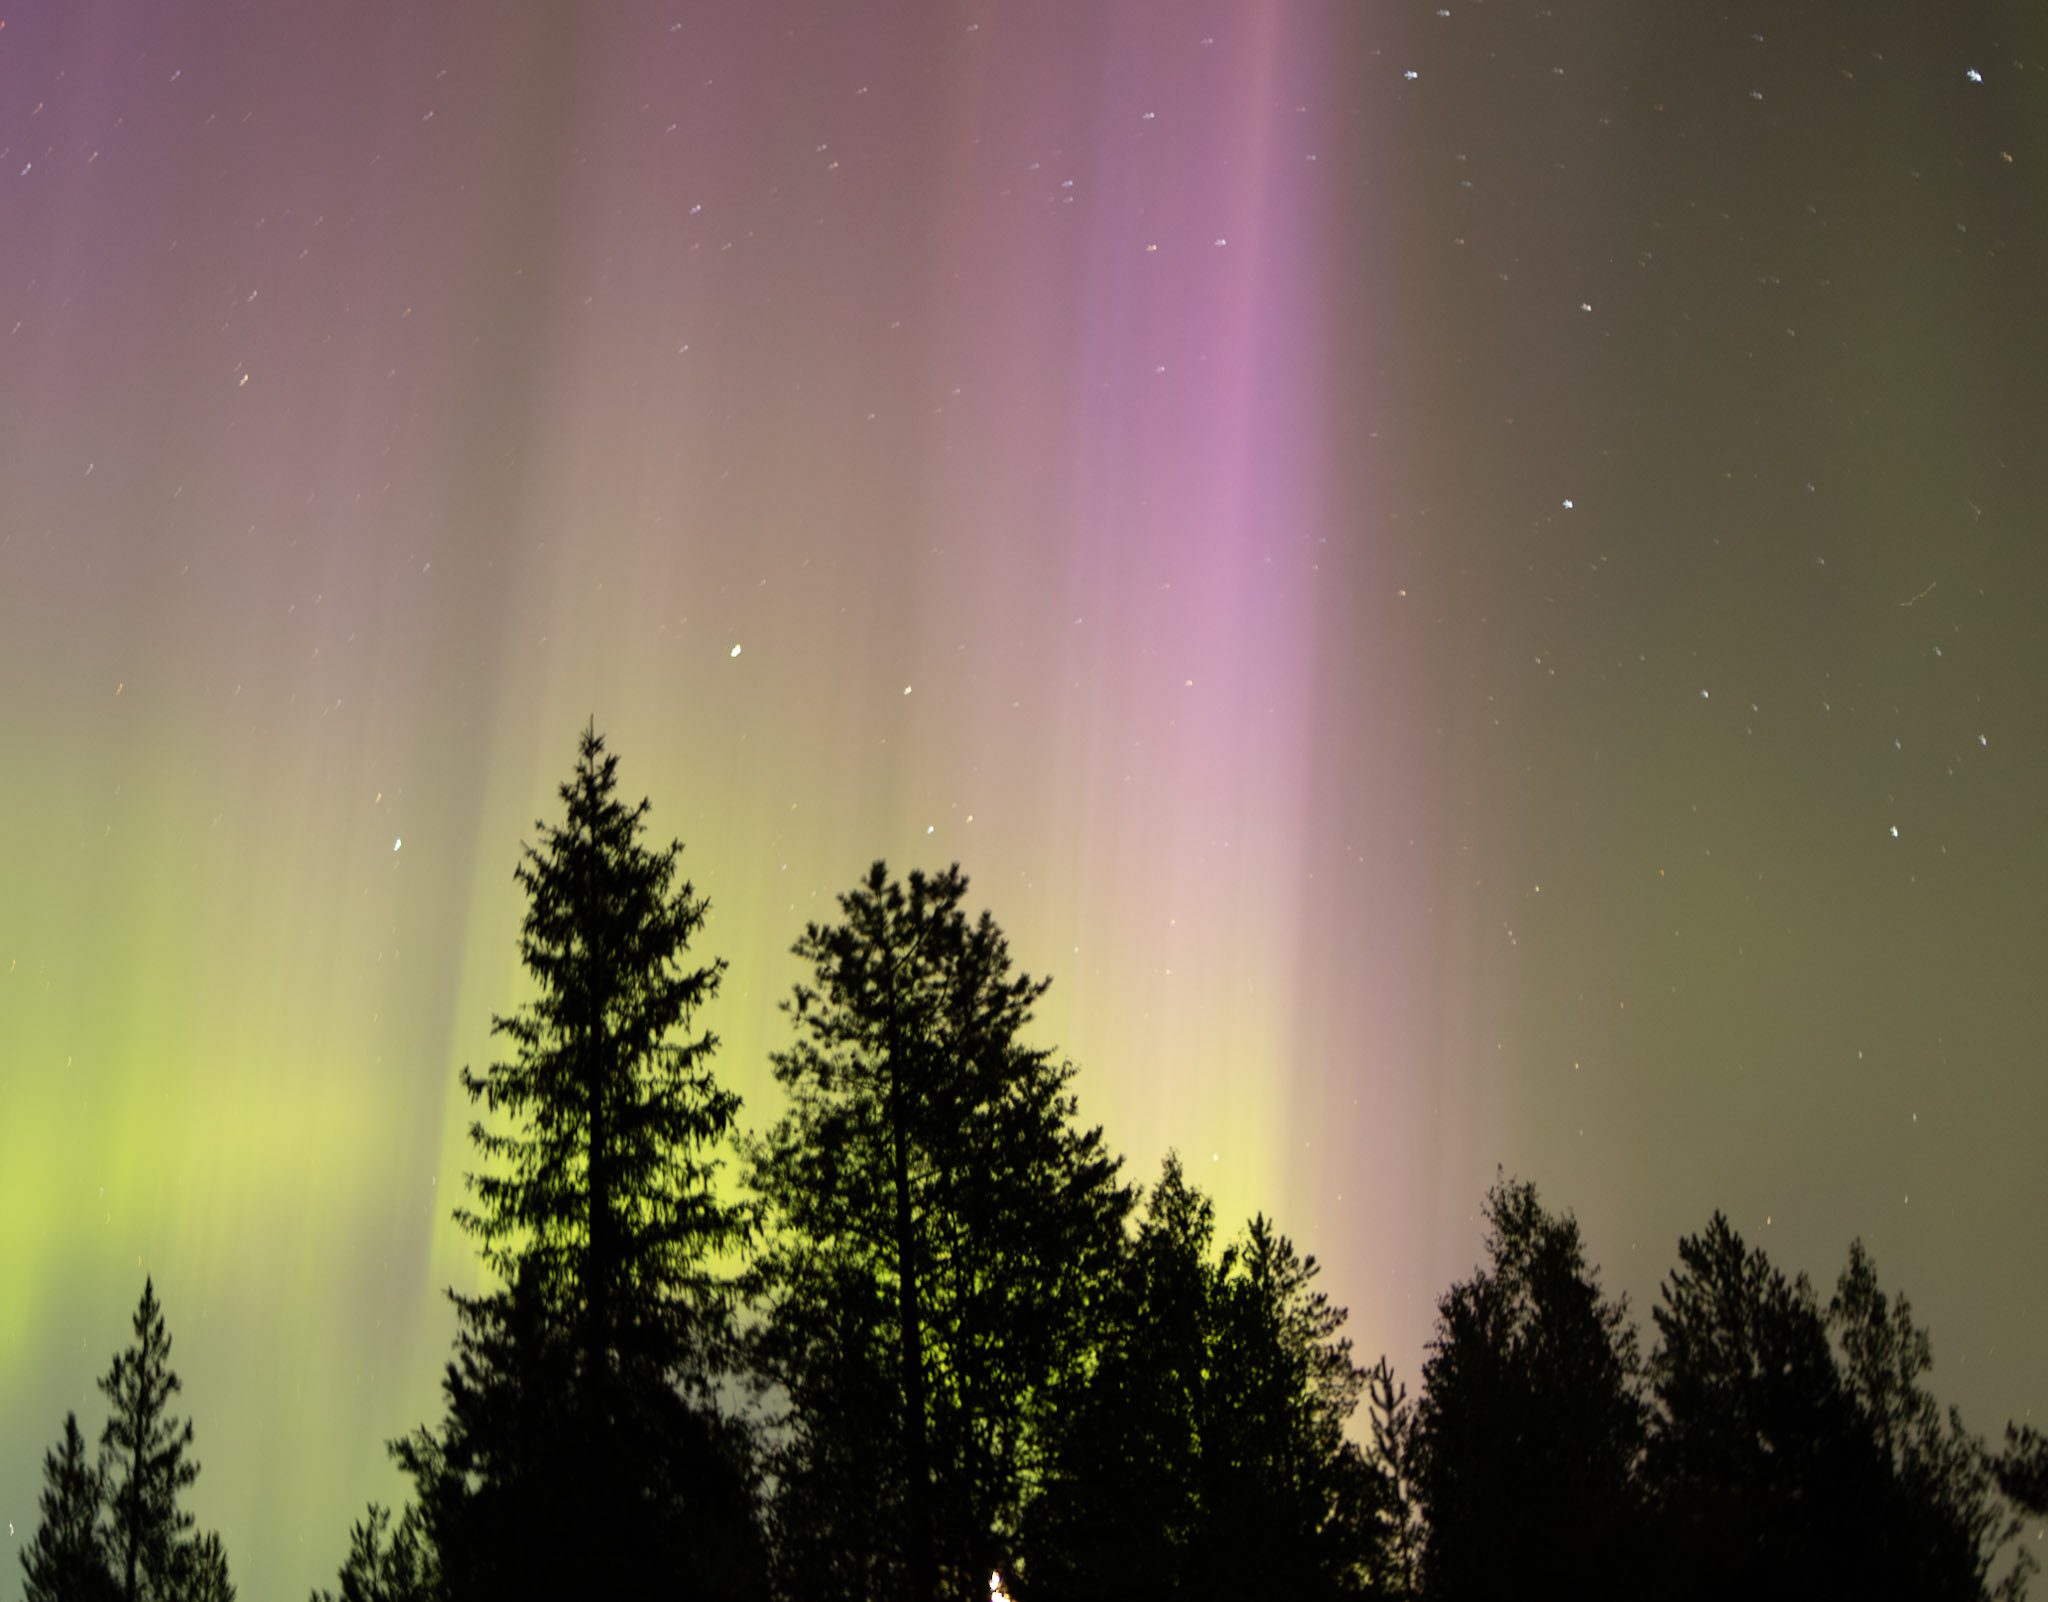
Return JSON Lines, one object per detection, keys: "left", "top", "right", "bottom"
{"left": 455, "top": 722, "right": 747, "bottom": 1378}
{"left": 1826, "top": 1241, "right": 2026, "bottom": 1600}
{"left": 1359, "top": 1357, "right": 1422, "bottom": 1600}
{"left": 175, "top": 1531, "right": 235, "bottom": 1602}
{"left": 1200, "top": 1213, "right": 1374, "bottom": 1596}
{"left": 1027, "top": 1157, "right": 1379, "bottom": 1601}
{"left": 1410, "top": 1177, "right": 1645, "bottom": 1602}
{"left": 99, "top": 1278, "right": 200, "bottom": 1602}
{"left": 396, "top": 724, "right": 761, "bottom": 1601}
{"left": 748, "top": 862, "right": 1129, "bottom": 1601}
{"left": 1025, "top": 1156, "right": 1217, "bottom": 1597}
{"left": 20, "top": 1412, "right": 116, "bottom": 1602}
{"left": 309, "top": 1500, "right": 436, "bottom": 1602}
{"left": 1997, "top": 1424, "right": 2048, "bottom": 1517}
{"left": 1649, "top": 1219, "right": 2031, "bottom": 1602}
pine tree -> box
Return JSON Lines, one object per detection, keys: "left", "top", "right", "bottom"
{"left": 175, "top": 1532, "right": 235, "bottom": 1602}
{"left": 1997, "top": 1424, "right": 2048, "bottom": 1516}
{"left": 1826, "top": 1241, "right": 2027, "bottom": 1600}
{"left": 19, "top": 1412, "right": 117, "bottom": 1602}
{"left": 1359, "top": 1357, "right": 1421, "bottom": 1600}
{"left": 1025, "top": 1156, "right": 1217, "bottom": 1598}
{"left": 400, "top": 724, "right": 761, "bottom": 1601}
{"left": 1026, "top": 1157, "right": 1378, "bottom": 1601}
{"left": 748, "top": 862, "right": 1130, "bottom": 1601}
{"left": 99, "top": 1278, "right": 200, "bottom": 1602}
{"left": 1649, "top": 1228, "right": 2030, "bottom": 1602}
{"left": 309, "top": 1501, "right": 436, "bottom": 1602}
{"left": 1410, "top": 1177, "right": 1645, "bottom": 1602}
{"left": 1199, "top": 1213, "right": 1374, "bottom": 1597}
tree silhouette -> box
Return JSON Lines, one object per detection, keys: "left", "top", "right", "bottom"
{"left": 1645, "top": 1212, "right": 1857, "bottom": 1598}
{"left": 1826, "top": 1241, "right": 2030, "bottom": 1600}
{"left": 1025, "top": 1155, "right": 1220, "bottom": 1598}
{"left": 1409, "top": 1176, "right": 1645, "bottom": 1602}
{"left": 1645, "top": 1215, "right": 2029, "bottom": 1602}
{"left": 391, "top": 724, "right": 762, "bottom": 1601}
{"left": 1996, "top": 1424, "right": 2048, "bottom": 1517}
{"left": 20, "top": 1412, "right": 117, "bottom": 1602}
{"left": 98, "top": 1278, "right": 202, "bottom": 1602}
{"left": 174, "top": 1532, "right": 234, "bottom": 1602}
{"left": 454, "top": 721, "right": 747, "bottom": 1380}
{"left": 747, "top": 862, "right": 1129, "bottom": 1601}
{"left": 1196, "top": 1212, "right": 1377, "bottom": 1597}
{"left": 1026, "top": 1156, "right": 1381, "bottom": 1601}
{"left": 1358, "top": 1357, "right": 1421, "bottom": 1600}
{"left": 308, "top": 1502, "right": 434, "bottom": 1602}
{"left": 395, "top": 1259, "right": 764, "bottom": 1602}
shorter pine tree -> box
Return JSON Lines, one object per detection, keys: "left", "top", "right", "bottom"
{"left": 19, "top": 1412, "right": 117, "bottom": 1602}
{"left": 99, "top": 1277, "right": 200, "bottom": 1602}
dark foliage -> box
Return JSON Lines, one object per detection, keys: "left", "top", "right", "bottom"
{"left": 395, "top": 1266, "right": 763, "bottom": 1602}
{"left": 1409, "top": 1177, "right": 1646, "bottom": 1602}
{"left": 454, "top": 721, "right": 748, "bottom": 1379}
{"left": 1647, "top": 1216, "right": 2027, "bottom": 1602}
{"left": 1358, "top": 1357, "right": 1421, "bottom": 1600}
{"left": 308, "top": 1503, "right": 434, "bottom": 1602}
{"left": 1828, "top": 1242, "right": 2027, "bottom": 1600}
{"left": 98, "top": 1279, "right": 204, "bottom": 1602}
{"left": 20, "top": 1413, "right": 117, "bottom": 1602}
{"left": 1201, "top": 1213, "right": 1377, "bottom": 1595}
{"left": 747, "top": 862, "right": 1130, "bottom": 1601}
{"left": 1027, "top": 1155, "right": 1384, "bottom": 1600}
{"left": 382, "top": 725, "right": 764, "bottom": 1602}
{"left": 1645, "top": 1211, "right": 1861, "bottom": 1599}
{"left": 1026, "top": 1156, "right": 1215, "bottom": 1598}
{"left": 173, "top": 1533, "right": 234, "bottom": 1602}
{"left": 1998, "top": 1423, "right": 2048, "bottom": 1517}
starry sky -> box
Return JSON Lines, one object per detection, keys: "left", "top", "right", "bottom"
{"left": 3, "top": 1, "right": 2045, "bottom": 1594}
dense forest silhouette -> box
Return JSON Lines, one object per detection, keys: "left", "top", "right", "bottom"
{"left": 22, "top": 727, "right": 2048, "bottom": 1601}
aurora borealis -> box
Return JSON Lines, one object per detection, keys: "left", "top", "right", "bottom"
{"left": 4, "top": 1, "right": 2046, "bottom": 1594}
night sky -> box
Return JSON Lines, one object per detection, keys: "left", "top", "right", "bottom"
{"left": 4, "top": 1, "right": 2046, "bottom": 1595}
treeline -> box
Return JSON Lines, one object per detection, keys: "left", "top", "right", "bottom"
{"left": 21, "top": 727, "right": 2048, "bottom": 1601}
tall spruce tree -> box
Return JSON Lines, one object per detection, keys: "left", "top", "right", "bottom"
{"left": 454, "top": 722, "right": 747, "bottom": 1376}
{"left": 747, "top": 862, "right": 1130, "bottom": 1601}
{"left": 393, "top": 724, "right": 762, "bottom": 1601}
{"left": 20, "top": 1412, "right": 117, "bottom": 1602}
{"left": 99, "top": 1278, "right": 201, "bottom": 1602}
